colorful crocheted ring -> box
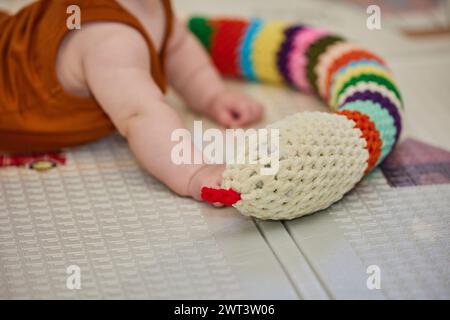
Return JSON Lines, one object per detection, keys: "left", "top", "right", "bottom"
{"left": 189, "top": 17, "right": 404, "bottom": 220}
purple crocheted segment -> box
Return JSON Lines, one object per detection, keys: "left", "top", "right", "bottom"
{"left": 341, "top": 90, "right": 402, "bottom": 141}
{"left": 277, "top": 25, "right": 304, "bottom": 85}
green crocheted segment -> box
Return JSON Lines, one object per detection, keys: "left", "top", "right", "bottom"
{"left": 188, "top": 16, "right": 214, "bottom": 51}
{"left": 306, "top": 35, "right": 344, "bottom": 94}
{"left": 333, "top": 73, "right": 403, "bottom": 108}
{"left": 340, "top": 100, "right": 397, "bottom": 163}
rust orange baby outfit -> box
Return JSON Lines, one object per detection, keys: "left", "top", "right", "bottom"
{"left": 0, "top": 0, "right": 173, "bottom": 153}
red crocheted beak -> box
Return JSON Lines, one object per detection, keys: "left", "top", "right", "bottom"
{"left": 201, "top": 187, "right": 241, "bottom": 206}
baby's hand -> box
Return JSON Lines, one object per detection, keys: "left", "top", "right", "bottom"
{"left": 208, "top": 90, "right": 264, "bottom": 127}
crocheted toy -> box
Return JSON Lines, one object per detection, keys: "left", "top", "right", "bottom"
{"left": 190, "top": 17, "right": 403, "bottom": 220}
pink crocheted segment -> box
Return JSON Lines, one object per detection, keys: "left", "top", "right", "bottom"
{"left": 288, "top": 28, "right": 328, "bottom": 92}
{"left": 201, "top": 187, "right": 241, "bottom": 206}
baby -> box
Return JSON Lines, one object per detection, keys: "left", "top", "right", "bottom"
{"left": 0, "top": 0, "right": 263, "bottom": 202}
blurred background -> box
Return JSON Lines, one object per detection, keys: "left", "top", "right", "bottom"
{"left": 1, "top": 0, "right": 449, "bottom": 147}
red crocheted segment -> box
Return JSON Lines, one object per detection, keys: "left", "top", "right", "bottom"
{"left": 210, "top": 19, "right": 248, "bottom": 77}
{"left": 325, "top": 50, "right": 385, "bottom": 101}
{"left": 336, "top": 110, "right": 382, "bottom": 173}
{"left": 201, "top": 187, "right": 241, "bottom": 206}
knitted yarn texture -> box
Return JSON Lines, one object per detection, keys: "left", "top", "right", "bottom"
{"left": 189, "top": 17, "right": 404, "bottom": 220}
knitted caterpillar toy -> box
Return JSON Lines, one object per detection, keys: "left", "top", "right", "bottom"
{"left": 190, "top": 17, "right": 403, "bottom": 220}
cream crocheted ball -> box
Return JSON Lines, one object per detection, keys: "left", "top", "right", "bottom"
{"left": 221, "top": 112, "right": 369, "bottom": 220}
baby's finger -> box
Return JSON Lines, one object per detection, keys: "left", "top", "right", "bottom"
{"left": 211, "top": 178, "right": 225, "bottom": 208}
{"left": 212, "top": 202, "right": 224, "bottom": 208}
{"left": 215, "top": 109, "right": 235, "bottom": 127}
{"left": 250, "top": 101, "right": 264, "bottom": 122}
{"left": 244, "top": 101, "right": 258, "bottom": 123}
{"left": 229, "top": 103, "right": 252, "bottom": 126}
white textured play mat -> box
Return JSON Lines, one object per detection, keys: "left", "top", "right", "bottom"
{"left": 1, "top": 0, "right": 449, "bottom": 299}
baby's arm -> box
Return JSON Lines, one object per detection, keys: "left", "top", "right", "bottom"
{"left": 80, "top": 23, "right": 223, "bottom": 199}
{"left": 165, "top": 19, "right": 264, "bottom": 127}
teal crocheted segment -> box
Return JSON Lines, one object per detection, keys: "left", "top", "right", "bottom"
{"left": 340, "top": 100, "right": 397, "bottom": 163}
{"left": 240, "top": 19, "right": 264, "bottom": 81}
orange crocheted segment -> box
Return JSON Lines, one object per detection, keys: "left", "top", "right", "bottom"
{"left": 336, "top": 110, "right": 382, "bottom": 173}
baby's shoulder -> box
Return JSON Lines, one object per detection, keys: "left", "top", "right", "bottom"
{"left": 57, "top": 21, "right": 150, "bottom": 96}
{"left": 74, "top": 22, "right": 150, "bottom": 59}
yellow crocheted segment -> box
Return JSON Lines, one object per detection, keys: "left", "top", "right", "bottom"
{"left": 330, "top": 64, "right": 394, "bottom": 108}
{"left": 221, "top": 112, "right": 369, "bottom": 220}
{"left": 251, "top": 21, "right": 287, "bottom": 84}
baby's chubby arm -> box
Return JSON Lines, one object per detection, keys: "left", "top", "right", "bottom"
{"left": 165, "top": 18, "right": 264, "bottom": 127}
{"left": 80, "top": 24, "right": 222, "bottom": 198}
